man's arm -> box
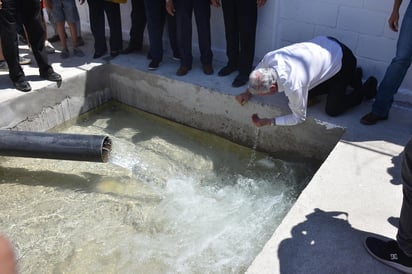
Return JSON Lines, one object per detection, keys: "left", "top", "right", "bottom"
{"left": 389, "top": 0, "right": 403, "bottom": 32}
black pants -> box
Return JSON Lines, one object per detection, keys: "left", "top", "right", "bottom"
{"left": 17, "top": 0, "right": 51, "bottom": 74}
{"left": 144, "top": 0, "right": 179, "bottom": 62}
{"left": 309, "top": 37, "right": 363, "bottom": 117}
{"left": 174, "top": 0, "right": 212, "bottom": 67}
{"left": 0, "top": 0, "right": 23, "bottom": 82}
{"left": 129, "top": 0, "right": 146, "bottom": 49}
{"left": 221, "top": 0, "right": 257, "bottom": 77}
{"left": 87, "top": 0, "right": 123, "bottom": 54}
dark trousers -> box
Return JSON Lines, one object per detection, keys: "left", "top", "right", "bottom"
{"left": 309, "top": 37, "right": 363, "bottom": 117}
{"left": 0, "top": 0, "right": 24, "bottom": 82}
{"left": 174, "top": 0, "right": 212, "bottom": 67}
{"left": 129, "top": 0, "right": 146, "bottom": 49}
{"left": 87, "top": 0, "right": 123, "bottom": 54}
{"left": 144, "top": 0, "right": 179, "bottom": 62}
{"left": 17, "top": 0, "right": 51, "bottom": 74}
{"left": 398, "top": 137, "right": 412, "bottom": 256}
{"left": 221, "top": 0, "right": 257, "bottom": 76}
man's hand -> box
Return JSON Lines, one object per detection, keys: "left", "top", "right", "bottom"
{"left": 235, "top": 90, "right": 252, "bottom": 105}
{"left": 166, "top": 0, "right": 175, "bottom": 16}
{"left": 0, "top": 0, "right": 2, "bottom": 10}
{"left": 388, "top": 10, "right": 400, "bottom": 32}
{"left": 252, "top": 113, "right": 273, "bottom": 127}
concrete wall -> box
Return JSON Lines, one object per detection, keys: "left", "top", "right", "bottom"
{"left": 75, "top": 0, "right": 412, "bottom": 99}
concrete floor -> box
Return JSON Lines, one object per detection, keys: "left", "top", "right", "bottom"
{"left": 1, "top": 33, "right": 412, "bottom": 274}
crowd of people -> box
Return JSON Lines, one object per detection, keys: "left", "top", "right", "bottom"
{"left": 0, "top": 0, "right": 411, "bottom": 272}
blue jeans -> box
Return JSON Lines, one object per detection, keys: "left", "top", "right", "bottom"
{"left": 398, "top": 137, "right": 412, "bottom": 257}
{"left": 372, "top": 1, "right": 412, "bottom": 117}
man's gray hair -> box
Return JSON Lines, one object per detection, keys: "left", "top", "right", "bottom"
{"left": 248, "top": 68, "right": 277, "bottom": 95}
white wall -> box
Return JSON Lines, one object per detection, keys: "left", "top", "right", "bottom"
{"left": 76, "top": 0, "right": 412, "bottom": 93}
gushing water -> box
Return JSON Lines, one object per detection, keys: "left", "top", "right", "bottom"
{"left": 0, "top": 103, "right": 316, "bottom": 273}
{"left": 247, "top": 127, "right": 260, "bottom": 168}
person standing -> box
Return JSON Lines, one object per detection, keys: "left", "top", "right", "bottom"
{"left": 166, "top": 0, "right": 219, "bottom": 76}
{"left": 46, "top": 0, "right": 85, "bottom": 59}
{"left": 0, "top": 0, "right": 28, "bottom": 91}
{"left": 0, "top": 0, "right": 62, "bottom": 92}
{"left": 143, "top": 0, "right": 179, "bottom": 70}
{"left": 123, "top": 0, "right": 146, "bottom": 54}
{"left": 86, "top": 0, "right": 123, "bottom": 58}
{"left": 364, "top": 137, "right": 412, "bottom": 273}
{"left": 18, "top": 0, "right": 62, "bottom": 79}
{"left": 360, "top": 0, "right": 412, "bottom": 125}
{"left": 218, "top": 0, "right": 267, "bottom": 87}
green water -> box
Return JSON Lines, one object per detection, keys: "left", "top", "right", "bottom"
{"left": 0, "top": 102, "right": 316, "bottom": 273}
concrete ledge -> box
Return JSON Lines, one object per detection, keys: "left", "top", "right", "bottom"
{"left": 108, "top": 64, "right": 344, "bottom": 162}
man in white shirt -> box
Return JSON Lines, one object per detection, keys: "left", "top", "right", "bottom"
{"left": 235, "top": 36, "right": 377, "bottom": 127}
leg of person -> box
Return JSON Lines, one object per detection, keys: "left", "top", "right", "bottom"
{"left": 174, "top": 0, "right": 194, "bottom": 76}
{"left": 46, "top": 7, "right": 60, "bottom": 42}
{"left": 17, "top": 0, "right": 60, "bottom": 81}
{"left": 166, "top": 11, "right": 179, "bottom": 60}
{"left": 364, "top": 138, "right": 412, "bottom": 274}
{"left": 124, "top": 0, "right": 146, "bottom": 52}
{"left": 143, "top": 0, "right": 165, "bottom": 69}
{"left": 193, "top": 0, "right": 213, "bottom": 75}
{"left": 233, "top": 0, "right": 257, "bottom": 86}
{"left": 325, "top": 39, "right": 364, "bottom": 116}
{"left": 63, "top": 0, "right": 84, "bottom": 57}
{"left": 75, "top": 17, "right": 84, "bottom": 46}
{"left": 69, "top": 22, "right": 84, "bottom": 57}
{"left": 0, "top": 0, "right": 30, "bottom": 91}
{"left": 103, "top": 1, "right": 123, "bottom": 57}
{"left": 87, "top": 0, "right": 107, "bottom": 58}
{"left": 218, "top": 0, "right": 238, "bottom": 76}
{"left": 398, "top": 137, "right": 412, "bottom": 258}
{"left": 362, "top": 1, "right": 412, "bottom": 124}
{"left": 57, "top": 21, "right": 70, "bottom": 58}
{"left": 0, "top": 40, "right": 7, "bottom": 70}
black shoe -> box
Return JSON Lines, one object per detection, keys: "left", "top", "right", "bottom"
{"left": 13, "top": 79, "right": 31, "bottom": 92}
{"left": 40, "top": 69, "right": 62, "bottom": 82}
{"left": 176, "top": 65, "right": 192, "bottom": 76}
{"left": 202, "top": 64, "right": 214, "bottom": 75}
{"left": 148, "top": 60, "right": 160, "bottom": 70}
{"left": 122, "top": 46, "right": 139, "bottom": 54}
{"left": 110, "top": 50, "right": 121, "bottom": 58}
{"left": 218, "top": 65, "right": 237, "bottom": 76}
{"left": 93, "top": 50, "right": 108, "bottom": 59}
{"left": 232, "top": 74, "right": 249, "bottom": 87}
{"left": 362, "top": 76, "right": 378, "bottom": 100}
{"left": 360, "top": 112, "right": 388, "bottom": 125}
{"left": 364, "top": 237, "right": 412, "bottom": 273}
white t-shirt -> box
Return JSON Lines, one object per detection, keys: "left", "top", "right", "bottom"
{"left": 255, "top": 36, "right": 343, "bottom": 126}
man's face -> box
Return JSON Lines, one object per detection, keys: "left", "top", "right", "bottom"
{"left": 256, "top": 82, "right": 278, "bottom": 96}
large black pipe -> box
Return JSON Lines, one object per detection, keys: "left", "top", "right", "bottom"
{"left": 0, "top": 130, "right": 112, "bottom": 162}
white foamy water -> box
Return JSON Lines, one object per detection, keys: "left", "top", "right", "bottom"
{"left": 0, "top": 103, "right": 316, "bottom": 273}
